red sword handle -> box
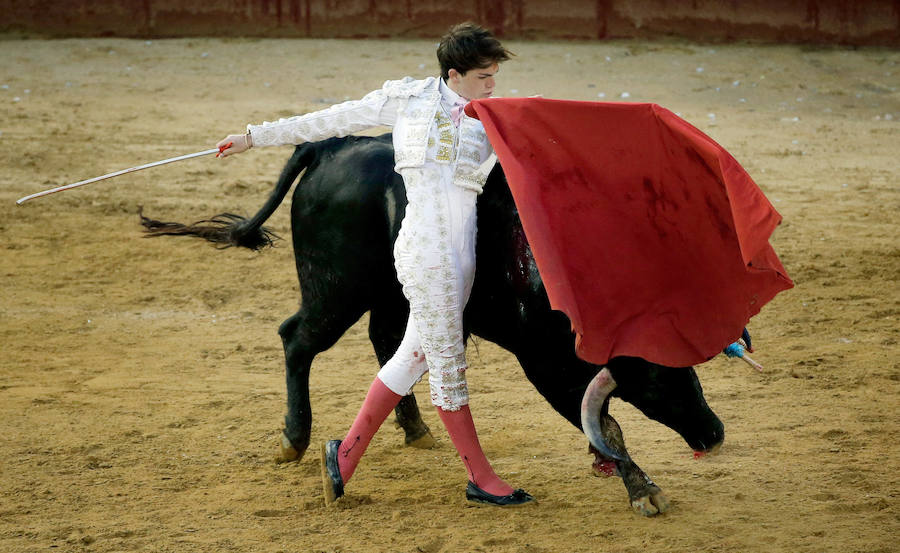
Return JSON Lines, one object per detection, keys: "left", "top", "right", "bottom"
{"left": 216, "top": 142, "right": 233, "bottom": 158}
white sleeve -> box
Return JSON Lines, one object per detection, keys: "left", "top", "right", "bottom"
{"left": 247, "top": 87, "right": 402, "bottom": 147}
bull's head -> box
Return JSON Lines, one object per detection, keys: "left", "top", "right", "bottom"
{"left": 582, "top": 359, "right": 724, "bottom": 459}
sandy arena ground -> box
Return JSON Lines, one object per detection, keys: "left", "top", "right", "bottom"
{"left": 1, "top": 37, "right": 898, "bottom": 553}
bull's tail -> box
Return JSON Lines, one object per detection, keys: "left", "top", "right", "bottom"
{"left": 140, "top": 145, "right": 316, "bottom": 250}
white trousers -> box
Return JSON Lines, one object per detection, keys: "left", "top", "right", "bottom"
{"left": 377, "top": 166, "right": 478, "bottom": 411}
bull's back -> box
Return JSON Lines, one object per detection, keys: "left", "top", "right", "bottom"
{"left": 289, "top": 135, "right": 406, "bottom": 303}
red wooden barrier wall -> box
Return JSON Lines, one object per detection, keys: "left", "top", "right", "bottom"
{"left": 1, "top": 0, "right": 897, "bottom": 46}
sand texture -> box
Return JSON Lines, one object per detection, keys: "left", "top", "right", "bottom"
{"left": 1, "top": 37, "right": 898, "bottom": 552}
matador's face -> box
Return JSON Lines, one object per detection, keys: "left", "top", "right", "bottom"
{"left": 448, "top": 63, "right": 499, "bottom": 101}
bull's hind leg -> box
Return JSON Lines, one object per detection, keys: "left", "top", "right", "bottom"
{"left": 394, "top": 395, "right": 435, "bottom": 448}
{"left": 368, "top": 307, "right": 435, "bottom": 449}
{"left": 276, "top": 304, "right": 365, "bottom": 463}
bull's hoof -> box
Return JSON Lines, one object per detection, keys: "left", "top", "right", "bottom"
{"left": 274, "top": 433, "right": 303, "bottom": 464}
{"left": 631, "top": 490, "right": 670, "bottom": 516}
{"left": 405, "top": 429, "right": 436, "bottom": 449}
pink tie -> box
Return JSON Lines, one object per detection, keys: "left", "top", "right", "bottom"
{"left": 451, "top": 100, "right": 467, "bottom": 127}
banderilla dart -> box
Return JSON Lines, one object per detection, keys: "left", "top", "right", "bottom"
{"left": 723, "top": 342, "right": 764, "bottom": 372}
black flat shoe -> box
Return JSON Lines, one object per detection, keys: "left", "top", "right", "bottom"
{"left": 466, "top": 481, "right": 534, "bottom": 506}
{"left": 320, "top": 439, "right": 344, "bottom": 505}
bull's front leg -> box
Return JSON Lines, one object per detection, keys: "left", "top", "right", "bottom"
{"left": 589, "top": 444, "right": 618, "bottom": 477}
{"left": 598, "top": 413, "right": 671, "bottom": 516}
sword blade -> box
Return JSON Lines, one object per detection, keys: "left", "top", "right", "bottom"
{"left": 16, "top": 148, "right": 220, "bottom": 205}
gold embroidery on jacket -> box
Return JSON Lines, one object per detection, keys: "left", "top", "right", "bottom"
{"left": 434, "top": 111, "right": 456, "bottom": 163}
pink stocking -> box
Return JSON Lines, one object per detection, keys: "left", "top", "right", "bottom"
{"left": 437, "top": 405, "right": 515, "bottom": 496}
{"left": 337, "top": 377, "right": 402, "bottom": 483}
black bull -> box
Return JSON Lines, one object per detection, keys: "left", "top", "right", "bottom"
{"left": 141, "top": 133, "right": 724, "bottom": 516}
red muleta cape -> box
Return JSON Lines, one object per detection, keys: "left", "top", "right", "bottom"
{"left": 466, "top": 98, "right": 793, "bottom": 368}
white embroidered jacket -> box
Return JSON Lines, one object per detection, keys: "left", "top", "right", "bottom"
{"left": 247, "top": 77, "right": 495, "bottom": 193}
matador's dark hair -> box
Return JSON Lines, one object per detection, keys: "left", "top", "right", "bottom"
{"left": 437, "top": 22, "right": 513, "bottom": 80}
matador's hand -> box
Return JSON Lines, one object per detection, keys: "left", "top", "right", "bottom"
{"left": 216, "top": 133, "right": 252, "bottom": 157}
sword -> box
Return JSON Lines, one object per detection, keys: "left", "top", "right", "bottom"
{"left": 15, "top": 143, "right": 232, "bottom": 205}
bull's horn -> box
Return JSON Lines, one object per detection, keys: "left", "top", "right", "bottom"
{"left": 580, "top": 368, "right": 625, "bottom": 461}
